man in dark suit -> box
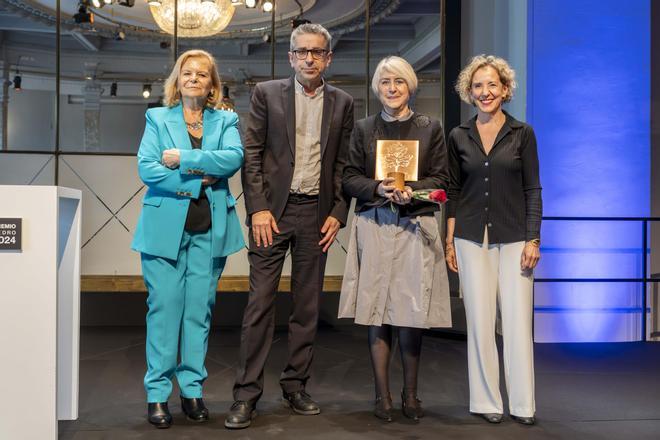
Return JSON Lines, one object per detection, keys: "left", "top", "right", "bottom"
{"left": 225, "top": 23, "right": 354, "bottom": 429}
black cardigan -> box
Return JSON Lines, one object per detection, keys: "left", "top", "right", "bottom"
{"left": 446, "top": 112, "right": 542, "bottom": 244}
{"left": 343, "top": 113, "right": 449, "bottom": 217}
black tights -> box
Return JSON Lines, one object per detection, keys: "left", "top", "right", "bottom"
{"left": 368, "top": 325, "right": 423, "bottom": 402}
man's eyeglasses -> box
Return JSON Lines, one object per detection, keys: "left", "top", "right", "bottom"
{"left": 291, "top": 48, "right": 329, "bottom": 60}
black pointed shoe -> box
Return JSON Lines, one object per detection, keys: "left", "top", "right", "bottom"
{"left": 471, "top": 412, "right": 503, "bottom": 423}
{"left": 148, "top": 402, "right": 172, "bottom": 429}
{"left": 224, "top": 400, "right": 256, "bottom": 429}
{"left": 282, "top": 390, "right": 321, "bottom": 415}
{"left": 401, "top": 390, "right": 424, "bottom": 421}
{"left": 511, "top": 414, "right": 536, "bottom": 425}
{"left": 374, "top": 395, "right": 393, "bottom": 422}
{"left": 181, "top": 397, "right": 209, "bottom": 422}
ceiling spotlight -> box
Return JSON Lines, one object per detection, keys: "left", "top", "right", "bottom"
{"left": 103, "top": 0, "right": 112, "bottom": 3}
{"left": 230, "top": 0, "right": 243, "bottom": 5}
{"left": 142, "top": 84, "right": 152, "bottom": 99}
{"left": 245, "top": 0, "right": 256, "bottom": 8}
{"left": 110, "top": 82, "right": 117, "bottom": 97}
{"left": 292, "top": 17, "right": 310, "bottom": 29}
{"left": 91, "top": 0, "right": 102, "bottom": 8}
{"left": 12, "top": 74, "right": 21, "bottom": 91}
{"left": 262, "top": 0, "right": 273, "bottom": 12}
{"left": 147, "top": 0, "right": 161, "bottom": 6}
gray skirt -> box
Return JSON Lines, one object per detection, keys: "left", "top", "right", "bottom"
{"left": 338, "top": 205, "right": 452, "bottom": 328}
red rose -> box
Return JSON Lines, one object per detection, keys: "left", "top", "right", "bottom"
{"left": 429, "top": 189, "right": 447, "bottom": 203}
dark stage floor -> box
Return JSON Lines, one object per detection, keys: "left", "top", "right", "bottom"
{"left": 60, "top": 326, "right": 660, "bottom": 439}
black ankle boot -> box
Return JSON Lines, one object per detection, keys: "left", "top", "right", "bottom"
{"left": 181, "top": 396, "right": 209, "bottom": 422}
{"left": 148, "top": 402, "right": 172, "bottom": 429}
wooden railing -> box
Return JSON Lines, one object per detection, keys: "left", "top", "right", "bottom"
{"left": 81, "top": 275, "right": 344, "bottom": 293}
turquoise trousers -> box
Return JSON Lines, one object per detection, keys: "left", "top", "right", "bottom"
{"left": 141, "top": 229, "right": 226, "bottom": 402}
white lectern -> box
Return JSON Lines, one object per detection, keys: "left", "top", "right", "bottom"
{"left": 0, "top": 186, "right": 81, "bottom": 440}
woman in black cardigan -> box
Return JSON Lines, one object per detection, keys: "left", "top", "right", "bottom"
{"left": 339, "top": 56, "right": 452, "bottom": 422}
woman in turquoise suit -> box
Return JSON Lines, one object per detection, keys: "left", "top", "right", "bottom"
{"left": 131, "top": 49, "right": 245, "bottom": 429}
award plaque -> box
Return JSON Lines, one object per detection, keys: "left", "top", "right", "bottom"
{"left": 375, "top": 140, "right": 419, "bottom": 190}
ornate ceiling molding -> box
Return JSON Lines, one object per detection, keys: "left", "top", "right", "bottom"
{"left": 1, "top": 0, "right": 401, "bottom": 44}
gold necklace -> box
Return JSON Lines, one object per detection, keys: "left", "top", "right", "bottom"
{"left": 186, "top": 120, "right": 203, "bottom": 130}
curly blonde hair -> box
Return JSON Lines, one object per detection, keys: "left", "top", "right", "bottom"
{"left": 455, "top": 54, "right": 516, "bottom": 105}
{"left": 163, "top": 50, "right": 222, "bottom": 108}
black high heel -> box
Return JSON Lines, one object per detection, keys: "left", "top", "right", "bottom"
{"left": 374, "top": 394, "right": 393, "bottom": 422}
{"left": 401, "top": 390, "right": 424, "bottom": 421}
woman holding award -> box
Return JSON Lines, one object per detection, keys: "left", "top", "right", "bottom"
{"left": 445, "top": 55, "right": 542, "bottom": 425}
{"left": 339, "top": 56, "right": 451, "bottom": 422}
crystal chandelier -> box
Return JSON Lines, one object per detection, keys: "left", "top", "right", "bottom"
{"left": 149, "top": 0, "right": 236, "bottom": 38}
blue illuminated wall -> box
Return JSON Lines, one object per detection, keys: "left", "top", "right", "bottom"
{"left": 527, "top": 0, "right": 650, "bottom": 342}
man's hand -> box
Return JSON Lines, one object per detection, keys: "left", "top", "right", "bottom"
{"left": 202, "top": 175, "right": 218, "bottom": 186}
{"left": 251, "top": 210, "right": 280, "bottom": 247}
{"left": 162, "top": 149, "right": 181, "bottom": 169}
{"left": 319, "top": 216, "right": 341, "bottom": 252}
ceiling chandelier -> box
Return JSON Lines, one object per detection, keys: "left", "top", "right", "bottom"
{"left": 148, "top": 0, "right": 236, "bottom": 38}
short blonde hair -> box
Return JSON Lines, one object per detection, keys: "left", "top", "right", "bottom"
{"left": 371, "top": 56, "right": 418, "bottom": 97}
{"left": 455, "top": 54, "right": 516, "bottom": 105}
{"left": 163, "top": 50, "right": 222, "bottom": 108}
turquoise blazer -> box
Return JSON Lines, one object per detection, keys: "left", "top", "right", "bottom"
{"left": 131, "top": 104, "right": 245, "bottom": 260}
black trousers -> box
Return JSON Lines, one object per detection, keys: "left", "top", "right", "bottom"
{"left": 233, "top": 195, "right": 327, "bottom": 403}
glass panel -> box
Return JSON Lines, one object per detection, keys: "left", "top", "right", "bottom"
{"left": 319, "top": 1, "right": 368, "bottom": 276}
{"left": 367, "top": 0, "right": 443, "bottom": 120}
{"left": 1, "top": 4, "right": 58, "bottom": 152}
{"left": 58, "top": 0, "right": 176, "bottom": 153}
{"left": 188, "top": 0, "right": 282, "bottom": 275}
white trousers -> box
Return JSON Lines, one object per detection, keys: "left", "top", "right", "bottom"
{"left": 455, "top": 230, "right": 535, "bottom": 417}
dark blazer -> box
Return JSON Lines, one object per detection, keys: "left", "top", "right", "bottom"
{"left": 343, "top": 113, "right": 449, "bottom": 218}
{"left": 241, "top": 77, "right": 354, "bottom": 228}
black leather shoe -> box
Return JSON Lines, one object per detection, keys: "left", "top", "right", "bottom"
{"left": 374, "top": 395, "right": 393, "bottom": 422}
{"left": 401, "top": 390, "right": 424, "bottom": 421}
{"left": 181, "top": 397, "right": 209, "bottom": 422}
{"left": 224, "top": 400, "right": 256, "bottom": 429}
{"left": 282, "top": 390, "right": 321, "bottom": 415}
{"left": 471, "top": 412, "right": 503, "bottom": 423}
{"left": 511, "top": 414, "right": 535, "bottom": 425}
{"left": 148, "top": 402, "right": 172, "bottom": 429}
